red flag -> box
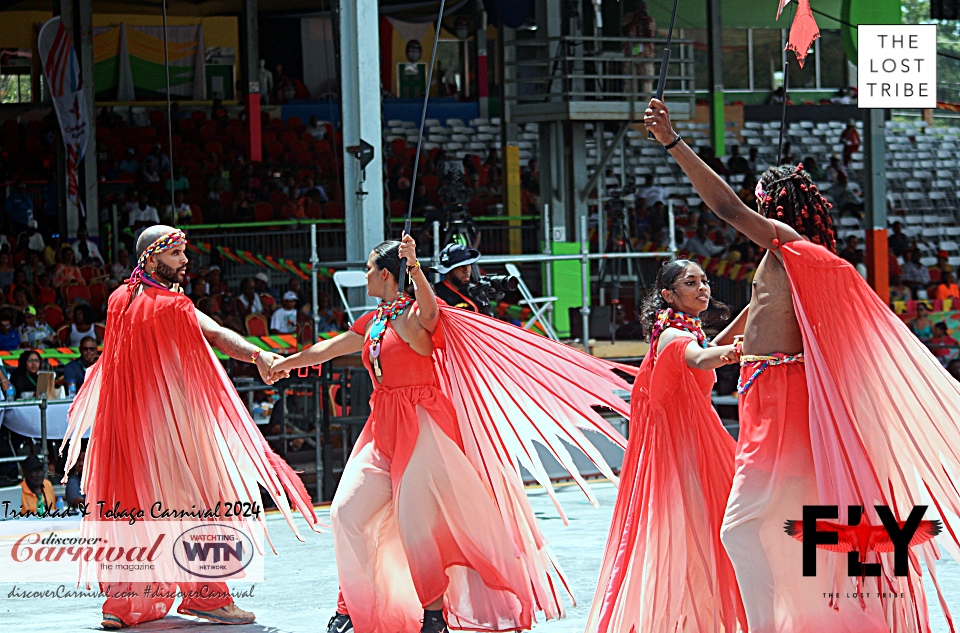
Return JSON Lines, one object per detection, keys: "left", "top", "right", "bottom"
{"left": 786, "top": 0, "right": 820, "bottom": 68}
{"left": 776, "top": 0, "right": 792, "bottom": 20}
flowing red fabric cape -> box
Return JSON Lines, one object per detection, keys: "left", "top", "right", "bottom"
{"left": 61, "top": 285, "right": 321, "bottom": 556}
{"left": 782, "top": 240, "right": 960, "bottom": 631}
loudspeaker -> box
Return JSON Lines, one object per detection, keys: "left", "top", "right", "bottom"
{"left": 932, "top": 0, "right": 960, "bottom": 20}
{"left": 568, "top": 306, "right": 614, "bottom": 340}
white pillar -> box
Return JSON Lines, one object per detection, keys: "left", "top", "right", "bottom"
{"left": 340, "top": 0, "right": 384, "bottom": 263}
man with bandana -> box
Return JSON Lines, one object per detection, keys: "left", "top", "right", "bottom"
{"left": 61, "top": 225, "right": 320, "bottom": 630}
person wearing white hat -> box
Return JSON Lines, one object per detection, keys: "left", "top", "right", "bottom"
{"left": 270, "top": 291, "right": 299, "bottom": 334}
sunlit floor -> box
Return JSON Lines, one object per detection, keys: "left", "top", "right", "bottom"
{"left": 2, "top": 482, "right": 958, "bottom": 632}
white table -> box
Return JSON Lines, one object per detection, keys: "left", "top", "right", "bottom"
{"left": 0, "top": 399, "right": 79, "bottom": 439}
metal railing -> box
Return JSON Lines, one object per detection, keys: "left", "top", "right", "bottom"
{"left": 504, "top": 35, "right": 696, "bottom": 121}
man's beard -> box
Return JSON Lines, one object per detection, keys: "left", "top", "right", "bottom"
{"left": 155, "top": 259, "right": 186, "bottom": 286}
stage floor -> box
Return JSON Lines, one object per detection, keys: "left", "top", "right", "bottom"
{"left": 4, "top": 482, "right": 958, "bottom": 632}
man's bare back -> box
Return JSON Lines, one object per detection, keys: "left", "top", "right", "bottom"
{"left": 742, "top": 251, "right": 804, "bottom": 356}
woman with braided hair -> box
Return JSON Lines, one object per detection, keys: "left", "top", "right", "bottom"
{"left": 647, "top": 97, "right": 960, "bottom": 632}
{"left": 584, "top": 259, "right": 747, "bottom": 633}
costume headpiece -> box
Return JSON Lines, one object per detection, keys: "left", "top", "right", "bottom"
{"left": 127, "top": 229, "right": 187, "bottom": 287}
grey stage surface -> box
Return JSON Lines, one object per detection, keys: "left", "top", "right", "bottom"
{"left": 2, "top": 482, "right": 958, "bottom": 632}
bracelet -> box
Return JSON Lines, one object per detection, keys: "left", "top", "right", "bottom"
{"left": 406, "top": 261, "right": 421, "bottom": 273}
{"left": 251, "top": 350, "right": 261, "bottom": 363}
{"left": 663, "top": 134, "right": 683, "bottom": 150}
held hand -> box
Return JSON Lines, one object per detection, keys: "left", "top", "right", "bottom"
{"left": 718, "top": 344, "right": 741, "bottom": 366}
{"left": 398, "top": 233, "right": 418, "bottom": 269}
{"left": 268, "top": 356, "right": 291, "bottom": 383}
{"left": 256, "top": 351, "right": 283, "bottom": 385}
{"left": 644, "top": 98, "right": 677, "bottom": 146}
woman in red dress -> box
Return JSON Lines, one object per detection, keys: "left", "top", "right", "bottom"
{"left": 585, "top": 259, "right": 747, "bottom": 633}
{"left": 272, "top": 235, "right": 634, "bottom": 633}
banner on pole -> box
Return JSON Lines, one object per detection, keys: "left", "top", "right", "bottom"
{"left": 37, "top": 17, "right": 91, "bottom": 207}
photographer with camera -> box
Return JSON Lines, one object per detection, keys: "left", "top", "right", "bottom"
{"left": 433, "top": 244, "right": 482, "bottom": 313}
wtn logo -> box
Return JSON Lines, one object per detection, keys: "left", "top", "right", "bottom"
{"left": 784, "top": 505, "right": 941, "bottom": 577}
{"left": 181, "top": 540, "right": 244, "bottom": 563}
{"left": 173, "top": 524, "right": 255, "bottom": 579}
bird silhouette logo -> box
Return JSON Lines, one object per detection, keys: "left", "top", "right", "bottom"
{"left": 784, "top": 518, "right": 941, "bottom": 556}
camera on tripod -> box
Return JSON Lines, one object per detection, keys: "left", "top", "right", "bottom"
{"left": 605, "top": 178, "right": 636, "bottom": 217}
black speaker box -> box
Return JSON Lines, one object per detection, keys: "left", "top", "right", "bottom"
{"left": 568, "top": 306, "right": 614, "bottom": 340}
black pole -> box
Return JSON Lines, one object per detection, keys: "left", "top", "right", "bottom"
{"left": 400, "top": 0, "right": 448, "bottom": 292}
{"left": 777, "top": 61, "right": 790, "bottom": 165}
{"left": 648, "top": 0, "right": 682, "bottom": 139}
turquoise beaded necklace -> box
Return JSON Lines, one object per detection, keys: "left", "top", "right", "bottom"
{"left": 368, "top": 295, "right": 414, "bottom": 378}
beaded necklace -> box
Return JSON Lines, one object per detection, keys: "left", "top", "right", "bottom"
{"left": 650, "top": 308, "right": 708, "bottom": 350}
{"left": 368, "top": 295, "right": 414, "bottom": 378}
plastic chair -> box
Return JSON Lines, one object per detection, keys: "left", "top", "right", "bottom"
{"left": 333, "top": 270, "right": 380, "bottom": 324}
{"left": 245, "top": 313, "right": 269, "bottom": 337}
{"left": 504, "top": 263, "right": 559, "bottom": 341}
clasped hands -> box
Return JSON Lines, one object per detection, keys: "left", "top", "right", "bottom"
{"left": 254, "top": 351, "right": 292, "bottom": 386}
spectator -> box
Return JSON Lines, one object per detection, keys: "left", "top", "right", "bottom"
{"left": 118, "top": 148, "right": 139, "bottom": 176}
{"left": 726, "top": 145, "right": 750, "bottom": 175}
{"left": 745, "top": 147, "right": 760, "bottom": 174}
{"left": 0, "top": 251, "right": 13, "bottom": 288}
{"left": 937, "top": 271, "right": 960, "bottom": 302}
{"left": 838, "top": 235, "right": 860, "bottom": 265}
{"left": 682, "top": 224, "right": 724, "bottom": 257}
{"left": 826, "top": 154, "right": 847, "bottom": 184}
{"left": 270, "top": 291, "right": 299, "bottom": 334}
{"left": 254, "top": 272, "right": 280, "bottom": 302}
{"left": 889, "top": 274, "right": 912, "bottom": 304}
{"left": 622, "top": 3, "right": 657, "bottom": 96}
{"left": 10, "top": 349, "right": 42, "bottom": 397}
{"left": 62, "top": 335, "right": 99, "bottom": 389}
{"left": 22, "top": 251, "right": 42, "bottom": 287}
{"left": 929, "top": 322, "right": 959, "bottom": 364}
{"left": 888, "top": 222, "right": 910, "bottom": 258}
{"left": 802, "top": 156, "right": 823, "bottom": 181}
{"left": 778, "top": 142, "right": 794, "bottom": 166}
{"left": 638, "top": 174, "right": 666, "bottom": 211}
{"left": 5, "top": 181, "right": 34, "bottom": 234}
{"left": 70, "top": 305, "right": 97, "bottom": 347}
{"left": 128, "top": 193, "right": 160, "bottom": 243}
{"left": 0, "top": 313, "right": 21, "bottom": 351}
{"left": 736, "top": 172, "right": 758, "bottom": 208}
{"left": 19, "top": 220, "right": 45, "bottom": 253}
{"left": 910, "top": 302, "right": 934, "bottom": 343}
{"left": 307, "top": 115, "right": 326, "bottom": 140}
{"left": 165, "top": 167, "right": 190, "bottom": 194}
{"left": 142, "top": 160, "right": 160, "bottom": 183}
{"left": 698, "top": 146, "right": 729, "bottom": 176}
{"left": 236, "top": 278, "right": 263, "bottom": 316}
{"left": 71, "top": 227, "right": 103, "bottom": 264}
{"left": 931, "top": 250, "right": 954, "bottom": 284}
{"left": 19, "top": 306, "right": 55, "bottom": 349}
{"left": 316, "top": 292, "right": 340, "bottom": 332}
{"left": 51, "top": 246, "right": 86, "bottom": 288}
{"left": 767, "top": 86, "right": 785, "bottom": 105}
{"left": 902, "top": 248, "right": 930, "bottom": 294}
{"left": 840, "top": 120, "right": 861, "bottom": 166}
{"left": 18, "top": 454, "right": 54, "bottom": 515}
{"left": 163, "top": 190, "right": 193, "bottom": 225}
{"left": 110, "top": 249, "right": 133, "bottom": 282}
{"left": 142, "top": 143, "right": 171, "bottom": 175}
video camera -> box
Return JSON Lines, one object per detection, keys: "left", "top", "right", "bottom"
{"left": 468, "top": 273, "right": 519, "bottom": 316}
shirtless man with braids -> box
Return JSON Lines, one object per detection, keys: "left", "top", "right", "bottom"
{"left": 644, "top": 99, "right": 893, "bottom": 632}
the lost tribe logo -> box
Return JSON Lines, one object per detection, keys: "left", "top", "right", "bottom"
{"left": 784, "top": 505, "right": 942, "bottom": 577}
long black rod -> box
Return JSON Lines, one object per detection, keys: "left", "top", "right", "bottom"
{"left": 399, "top": 0, "right": 447, "bottom": 291}
{"left": 648, "top": 0, "right": 682, "bottom": 139}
